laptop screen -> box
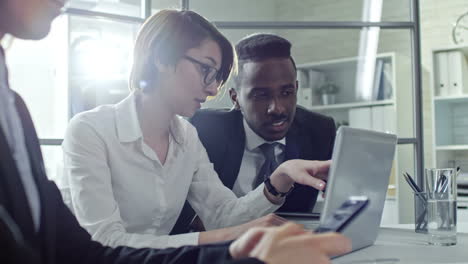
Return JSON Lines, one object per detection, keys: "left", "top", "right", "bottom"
{"left": 321, "top": 126, "right": 397, "bottom": 252}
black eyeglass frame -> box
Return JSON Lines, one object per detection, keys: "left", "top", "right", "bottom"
{"left": 183, "top": 55, "right": 222, "bottom": 86}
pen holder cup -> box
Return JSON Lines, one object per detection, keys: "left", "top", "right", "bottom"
{"left": 424, "top": 168, "right": 457, "bottom": 246}
{"left": 414, "top": 192, "right": 428, "bottom": 233}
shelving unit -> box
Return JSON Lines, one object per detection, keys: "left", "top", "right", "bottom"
{"left": 296, "top": 52, "right": 414, "bottom": 225}
{"left": 308, "top": 99, "right": 393, "bottom": 111}
{"left": 436, "top": 145, "right": 468, "bottom": 151}
{"left": 434, "top": 94, "right": 468, "bottom": 102}
{"left": 431, "top": 45, "right": 468, "bottom": 220}
{"left": 432, "top": 45, "right": 468, "bottom": 163}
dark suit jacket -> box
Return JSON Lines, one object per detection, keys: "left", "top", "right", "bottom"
{"left": 171, "top": 107, "right": 335, "bottom": 234}
{"left": 0, "top": 92, "right": 262, "bottom": 264}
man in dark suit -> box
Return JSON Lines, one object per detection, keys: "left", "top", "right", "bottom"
{"left": 191, "top": 34, "right": 336, "bottom": 213}
{"left": 0, "top": 1, "right": 350, "bottom": 263}
{"left": 172, "top": 34, "right": 335, "bottom": 234}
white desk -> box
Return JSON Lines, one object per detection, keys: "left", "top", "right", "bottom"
{"left": 333, "top": 228, "right": 468, "bottom": 264}
{"left": 380, "top": 223, "right": 468, "bottom": 234}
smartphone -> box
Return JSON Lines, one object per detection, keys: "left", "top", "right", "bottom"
{"left": 314, "top": 196, "right": 369, "bottom": 233}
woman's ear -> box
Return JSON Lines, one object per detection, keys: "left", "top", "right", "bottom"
{"left": 154, "top": 57, "right": 175, "bottom": 74}
{"left": 154, "top": 58, "right": 166, "bottom": 72}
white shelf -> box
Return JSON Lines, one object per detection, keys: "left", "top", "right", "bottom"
{"left": 297, "top": 52, "right": 394, "bottom": 69}
{"left": 297, "top": 52, "right": 413, "bottom": 222}
{"left": 309, "top": 99, "right": 394, "bottom": 111}
{"left": 432, "top": 45, "right": 468, "bottom": 173}
{"left": 433, "top": 45, "right": 468, "bottom": 55}
{"left": 434, "top": 94, "right": 468, "bottom": 103}
{"left": 436, "top": 145, "right": 468, "bottom": 151}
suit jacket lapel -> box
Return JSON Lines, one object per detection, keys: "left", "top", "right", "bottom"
{"left": 0, "top": 117, "right": 36, "bottom": 239}
{"left": 0, "top": 128, "right": 13, "bottom": 207}
{"left": 285, "top": 123, "right": 301, "bottom": 160}
{"left": 223, "top": 111, "right": 245, "bottom": 189}
{"left": 14, "top": 93, "right": 55, "bottom": 260}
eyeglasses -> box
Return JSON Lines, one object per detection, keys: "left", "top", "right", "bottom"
{"left": 183, "top": 55, "right": 221, "bottom": 86}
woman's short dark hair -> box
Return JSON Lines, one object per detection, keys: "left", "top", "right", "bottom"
{"left": 130, "top": 9, "right": 236, "bottom": 92}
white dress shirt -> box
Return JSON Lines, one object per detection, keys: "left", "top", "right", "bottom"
{"left": 60, "top": 92, "right": 281, "bottom": 249}
{"left": 0, "top": 46, "right": 41, "bottom": 231}
{"left": 232, "top": 119, "right": 286, "bottom": 197}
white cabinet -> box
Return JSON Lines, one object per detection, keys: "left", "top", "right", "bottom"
{"left": 432, "top": 45, "right": 468, "bottom": 222}
{"left": 297, "top": 52, "right": 414, "bottom": 223}
{"left": 459, "top": 208, "right": 468, "bottom": 223}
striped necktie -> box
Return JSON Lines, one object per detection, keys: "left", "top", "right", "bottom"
{"left": 252, "top": 143, "right": 279, "bottom": 189}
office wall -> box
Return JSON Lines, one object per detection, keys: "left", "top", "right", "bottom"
{"left": 275, "top": 0, "right": 410, "bottom": 63}
{"left": 273, "top": 0, "right": 414, "bottom": 224}
{"left": 276, "top": 0, "right": 468, "bottom": 170}
{"left": 193, "top": 0, "right": 278, "bottom": 109}
{"left": 274, "top": 0, "right": 468, "bottom": 223}
{"left": 190, "top": 0, "right": 276, "bottom": 22}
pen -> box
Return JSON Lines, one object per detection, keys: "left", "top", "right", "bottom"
{"left": 439, "top": 167, "right": 461, "bottom": 194}
{"left": 436, "top": 174, "right": 447, "bottom": 193}
{"left": 404, "top": 172, "right": 423, "bottom": 192}
{"left": 403, "top": 172, "right": 427, "bottom": 202}
{"left": 438, "top": 167, "right": 460, "bottom": 194}
{"left": 404, "top": 172, "right": 428, "bottom": 230}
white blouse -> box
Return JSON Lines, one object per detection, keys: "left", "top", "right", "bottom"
{"left": 59, "top": 92, "right": 281, "bottom": 249}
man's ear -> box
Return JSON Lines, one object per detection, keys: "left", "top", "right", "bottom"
{"left": 229, "top": 88, "right": 241, "bottom": 110}
{"left": 295, "top": 80, "right": 299, "bottom": 97}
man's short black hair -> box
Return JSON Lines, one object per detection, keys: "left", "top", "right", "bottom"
{"left": 234, "top": 33, "right": 296, "bottom": 88}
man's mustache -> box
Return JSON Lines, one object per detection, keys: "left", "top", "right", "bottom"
{"left": 265, "top": 114, "right": 289, "bottom": 125}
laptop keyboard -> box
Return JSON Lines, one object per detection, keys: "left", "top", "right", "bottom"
{"left": 283, "top": 217, "right": 320, "bottom": 230}
{"left": 298, "top": 220, "right": 320, "bottom": 230}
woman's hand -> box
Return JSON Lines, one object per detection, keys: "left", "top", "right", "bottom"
{"left": 229, "top": 222, "right": 351, "bottom": 264}
{"left": 198, "top": 214, "right": 287, "bottom": 244}
{"left": 265, "top": 160, "right": 330, "bottom": 203}
{"left": 223, "top": 213, "right": 287, "bottom": 240}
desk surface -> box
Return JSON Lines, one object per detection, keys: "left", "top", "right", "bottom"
{"left": 333, "top": 228, "right": 468, "bottom": 264}
{"left": 381, "top": 223, "right": 468, "bottom": 234}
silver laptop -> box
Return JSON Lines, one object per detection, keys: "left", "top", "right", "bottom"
{"left": 282, "top": 126, "right": 397, "bottom": 253}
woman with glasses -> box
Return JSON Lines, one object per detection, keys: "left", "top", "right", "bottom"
{"left": 59, "top": 9, "right": 330, "bottom": 249}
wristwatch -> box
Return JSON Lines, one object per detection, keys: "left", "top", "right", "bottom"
{"left": 264, "top": 178, "right": 295, "bottom": 198}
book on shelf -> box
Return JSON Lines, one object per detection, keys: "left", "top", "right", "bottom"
{"left": 372, "top": 59, "right": 384, "bottom": 101}
{"left": 349, "top": 107, "right": 372, "bottom": 130}
{"left": 435, "top": 52, "right": 450, "bottom": 96}
{"left": 381, "top": 62, "right": 393, "bottom": 100}
{"left": 349, "top": 106, "right": 395, "bottom": 133}
{"left": 371, "top": 60, "right": 393, "bottom": 101}
{"left": 448, "top": 50, "right": 468, "bottom": 96}
{"left": 435, "top": 50, "right": 468, "bottom": 96}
